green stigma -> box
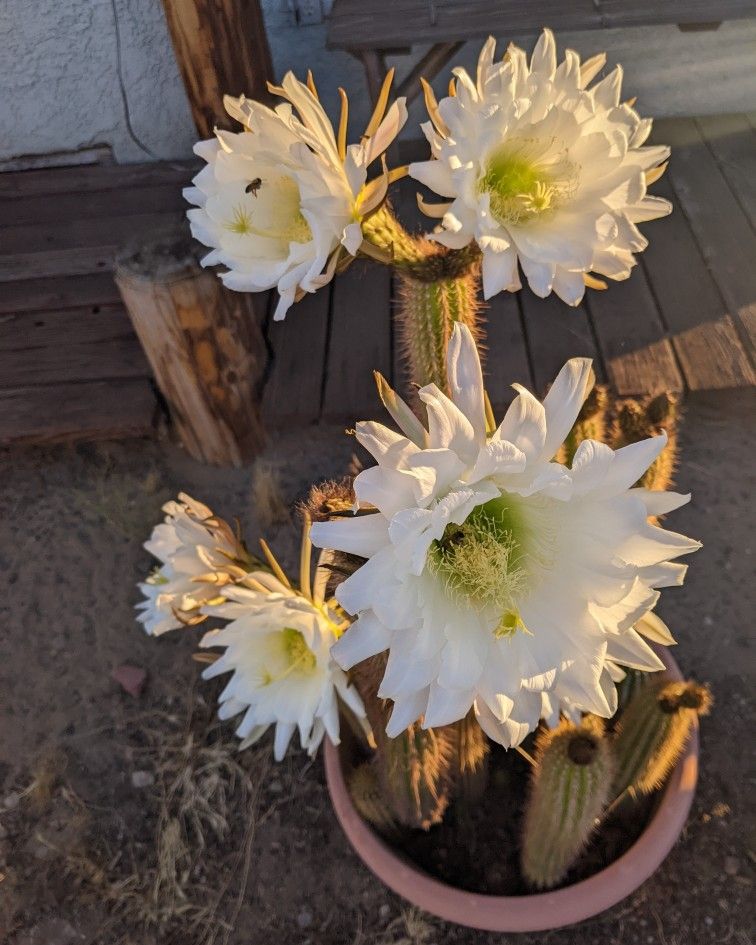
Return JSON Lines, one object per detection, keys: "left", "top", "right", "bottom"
{"left": 427, "top": 495, "right": 529, "bottom": 623}
{"left": 479, "top": 144, "right": 577, "bottom": 226}
{"left": 281, "top": 627, "right": 317, "bottom": 674}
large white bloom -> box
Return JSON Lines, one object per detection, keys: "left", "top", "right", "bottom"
{"left": 310, "top": 324, "right": 700, "bottom": 748}
{"left": 136, "top": 494, "right": 247, "bottom": 636}
{"left": 186, "top": 72, "right": 406, "bottom": 320}
{"left": 199, "top": 572, "right": 365, "bottom": 760}
{"left": 409, "top": 31, "right": 671, "bottom": 305}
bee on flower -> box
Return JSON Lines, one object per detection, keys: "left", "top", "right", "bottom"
{"left": 185, "top": 69, "right": 407, "bottom": 320}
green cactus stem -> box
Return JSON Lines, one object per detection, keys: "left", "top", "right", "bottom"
{"left": 348, "top": 761, "right": 397, "bottom": 835}
{"left": 348, "top": 653, "right": 458, "bottom": 830}
{"left": 521, "top": 716, "right": 615, "bottom": 889}
{"left": 395, "top": 268, "right": 483, "bottom": 392}
{"left": 611, "top": 391, "right": 680, "bottom": 492}
{"left": 612, "top": 679, "right": 712, "bottom": 799}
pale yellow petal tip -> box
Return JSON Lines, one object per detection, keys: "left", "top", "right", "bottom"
{"left": 584, "top": 273, "right": 608, "bottom": 291}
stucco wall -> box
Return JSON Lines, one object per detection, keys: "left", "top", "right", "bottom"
{"left": 0, "top": 1, "right": 754, "bottom": 167}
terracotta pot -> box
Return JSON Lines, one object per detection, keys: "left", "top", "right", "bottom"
{"left": 324, "top": 648, "right": 698, "bottom": 932}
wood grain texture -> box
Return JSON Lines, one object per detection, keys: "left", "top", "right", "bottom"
{"left": 262, "top": 286, "right": 331, "bottom": 425}
{"left": 322, "top": 260, "right": 392, "bottom": 421}
{"left": 327, "top": 0, "right": 756, "bottom": 50}
{"left": 161, "top": 0, "right": 274, "bottom": 139}
{"left": 481, "top": 292, "right": 532, "bottom": 411}
{"left": 519, "top": 291, "right": 603, "bottom": 395}
{"left": 0, "top": 274, "right": 121, "bottom": 315}
{"left": 640, "top": 175, "right": 755, "bottom": 390}
{"left": 586, "top": 268, "right": 682, "bottom": 396}
{"left": 658, "top": 117, "right": 756, "bottom": 353}
{"left": 116, "top": 248, "right": 268, "bottom": 466}
{"left": 0, "top": 305, "right": 150, "bottom": 386}
{"left": 696, "top": 114, "right": 756, "bottom": 228}
{"left": 0, "top": 379, "right": 156, "bottom": 445}
{"left": 0, "top": 161, "right": 197, "bottom": 199}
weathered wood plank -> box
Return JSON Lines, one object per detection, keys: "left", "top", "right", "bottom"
{"left": 262, "top": 288, "right": 331, "bottom": 425}
{"left": 2, "top": 184, "right": 188, "bottom": 228}
{"left": 0, "top": 246, "right": 118, "bottom": 282}
{"left": 322, "top": 260, "right": 392, "bottom": 422}
{"left": 0, "top": 212, "right": 184, "bottom": 256}
{"left": 0, "top": 378, "right": 157, "bottom": 445}
{"left": 657, "top": 117, "right": 756, "bottom": 353}
{"left": 585, "top": 268, "right": 683, "bottom": 396}
{"left": 328, "top": 0, "right": 756, "bottom": 50}
{"left": 481, "top": 292, "right": 532, "bottom": 411}
{"left": 640, "top": 175, "right": 755, "bottom": 390}
{"left": 0, "top": 305, "right": 149, "bottom": 384}
{"left": 696, "top": 114, "right": 756, "bottom": 228}
{"left": 0, "top": 160, "right": 197, "bottom": 199}
{"left": 0, "top": 273, "right": 121, "bottom": 314}
{"left": 519, "top": 291, "right": 603, "bottom": 395}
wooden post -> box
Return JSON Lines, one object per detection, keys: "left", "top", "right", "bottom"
{"left": 115, "top": 230, "right": 268, "bottom": 466}
{"left": 161, "top": 0, "right": 274, "bottom": 139}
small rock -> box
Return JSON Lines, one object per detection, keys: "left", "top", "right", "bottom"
{"left": 268, "top": 779, "right": 283, "bottom": 794}
{"left": 269, "top": 841, "right": 282, "bottom": 854}
{"left": 0, "top": 822, "right": 8, "bottom": 839}
{"left": 724, "top": 855, "right": 740, "bottom": 876}
{"left": 131, "top": 770, "right": 154, "bottom": 789}
{"left": 297, "top": 908, "right": 313, "bottom": 929}
{"left": 378, "top": 904, "right": 391, "bottom": 921}
{"left": 705, "top": 916, "right": 714, "bottom": 926}
{"left": 111, "top": 663, "right": 147, "bottom": 698}
{"left": 3, "top": 792, "right": 20, "bottom": 810}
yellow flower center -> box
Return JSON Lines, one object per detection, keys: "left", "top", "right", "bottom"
{"left": 479, "top": 141, "right": 578, "bottom": 226}
{"left": 427, "top": 495, "right": 532, "bottom": 637}
{"left": 223, "top": 174, "right": 313, "bottom": 244}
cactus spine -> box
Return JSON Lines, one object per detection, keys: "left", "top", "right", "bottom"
{"left": 362, "top": 203, "right": 483, "bottom": 391}
{"left": 611, "top": 391, "right": 680, "bottom": 492}
{"left": 612, "top": 679, "right": 711, "bottom": 798}
{"left": 348, "top": 762, "right": 396, "bottom": 835}
{"left": 396, "top": 268, "right": 482, "bottom": 391}
{"left": 521, "top": 716, "right": 614, "bottom": 889}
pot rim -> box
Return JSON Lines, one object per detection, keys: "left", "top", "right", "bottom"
{"left": 324, "top": 647, "right": 698, "bottom": 932}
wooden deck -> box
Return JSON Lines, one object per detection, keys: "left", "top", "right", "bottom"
{"left": 0, "top": 115, "right": 754, "bottom": 445}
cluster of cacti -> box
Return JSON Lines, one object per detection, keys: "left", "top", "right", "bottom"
{"left": 520, "top": 677, "right": 711, "bottom": 889}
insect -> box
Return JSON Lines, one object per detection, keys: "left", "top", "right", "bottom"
{"left": 246, "top": 177, "right": 262, "bottom": 197}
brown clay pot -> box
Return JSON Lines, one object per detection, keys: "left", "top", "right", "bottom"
{"left": 324, "top": 648, "right": 698, "bottom": 932}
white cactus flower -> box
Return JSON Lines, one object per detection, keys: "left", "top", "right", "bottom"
{"left": 409, "top": 31, "right": 672, "bottom": 305}
{"left": 136, "top": 494, "right": 248, "bottom": 637}
{"left": 185, "top": 71, "right": 407, "bottom": 320}
{"left": 310, "top": 324, "right": 700, "bottom": 749}
{"left": 200, "top": 533, "right": 364, "bottom": 760}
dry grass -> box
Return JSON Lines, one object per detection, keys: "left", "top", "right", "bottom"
{"left": 1, "top": 697, "right": 272, "bottom": 945}
{"left": 378, "top": 908, "right": 438, "bottom": 945}
{"left": 250, "top": 459, "right": 291, "bottom": 529}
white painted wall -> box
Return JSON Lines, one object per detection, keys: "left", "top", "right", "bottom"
{"left": 0, "top": 1, "right": 754, "bottom": 167}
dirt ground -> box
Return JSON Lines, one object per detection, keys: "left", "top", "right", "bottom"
{"left": 0, "top": 389, "right": 754, "bottom": 945}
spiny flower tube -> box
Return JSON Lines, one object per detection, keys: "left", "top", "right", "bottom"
{"left": 136, "top": 493, "right": 250, "bottom": 636}
{"left": 185, "top": 70, "right": 407, "bottom": 320}
{"left": 409, "top": 30, "right": 672, "bottom": 305}
{"left": 199, "top": 526, "right": 365, "bottom": 760}
{"left": 310, "top": 324, "right": 700, "bottom": 749}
